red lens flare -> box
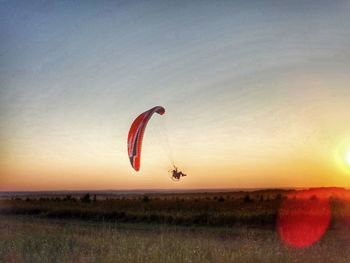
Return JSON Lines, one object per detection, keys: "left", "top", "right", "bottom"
{"left": 277, "top": 190, "right": 331, "bottom": 248}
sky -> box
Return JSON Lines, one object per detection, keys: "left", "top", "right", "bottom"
{"left": 1, "top": 0, "right": 350, "bottom": 191}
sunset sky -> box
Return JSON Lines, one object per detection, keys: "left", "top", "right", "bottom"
{"left": 1, "top": 0, "right": 350, "bottom": 191}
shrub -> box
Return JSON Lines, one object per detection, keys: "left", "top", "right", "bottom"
{"left": 143, "top": 195, "right": 150, "bottom": 202}
{"left": 218, "top": 197, "right": 225, "bottom": 202}
{"left": 244, "top": 195, "right": 252, "bottom": 203}
{"left": 80, "top": 193, "right": 91, "bottom": 203}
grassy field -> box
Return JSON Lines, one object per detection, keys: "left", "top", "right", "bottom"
{"left": 1, "top": 216, "right": 350, "bottom": 263}
{"left": 1, "top": 188, "right": 350, "bottom": 262}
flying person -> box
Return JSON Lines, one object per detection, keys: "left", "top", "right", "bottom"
{"left": 171, "top": 165, "right": 187, "bottom": 181}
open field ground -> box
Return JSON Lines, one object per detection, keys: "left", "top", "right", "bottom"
{"left": 1, "top": 188, "right": 350, "bottom": 262}
{"left": 1, "top": 216, "right": 350, "bottom": 263}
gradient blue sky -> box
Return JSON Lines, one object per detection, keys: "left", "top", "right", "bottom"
{"left": 1, "top": 0, "right": 350, "bottom": 190}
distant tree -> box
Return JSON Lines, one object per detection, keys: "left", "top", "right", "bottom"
{"left": 81, "top": 193, "right": 91, "bottom": 203}
{"left": 275, "top": 194, "right": 282, "bottom": 200}
{"left": 63, "top": 195, "right": 72, "bottom": 201}
{"left": 244, "top": 195, "right": 252, "bottom": 203}
{"left": 218, "top": 197, "right": 225, "bottom": 202}
{"left": 310, "top": 195, "right": 318, "bottom": 201}
{"left": 142, "top": 195, "right": 150, "bottom": 202}
{"left": 260, "top": 195, "right": 264, "bottom": 202}
{"left": 93, "top": 195, "right": 97, "bottom": 202}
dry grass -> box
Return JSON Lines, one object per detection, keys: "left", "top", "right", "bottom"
{"left": 0, "top": 215, "right": 349, "bottom": 263}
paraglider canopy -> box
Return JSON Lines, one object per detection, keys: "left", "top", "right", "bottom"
{"left": 127, "top": 106, "right": 165, "bottom": 171}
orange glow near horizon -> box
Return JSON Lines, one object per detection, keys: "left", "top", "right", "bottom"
{"left": 1, "top": 141, "right": 350, "bottom": 191}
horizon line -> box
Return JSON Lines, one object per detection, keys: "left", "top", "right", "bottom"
{"left": 0, "top": 186, "right": 348, "bottom": 195}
